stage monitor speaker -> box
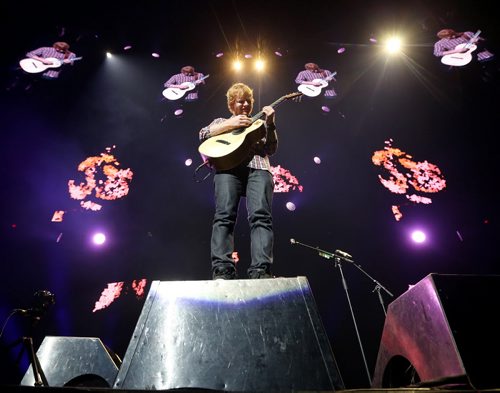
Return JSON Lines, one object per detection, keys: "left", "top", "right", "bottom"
{"left": 20, "top": 336, "right": 119, "bottom": 387}
{"left": 113, "top": 276, "right": 344, "bottom": 392}
{"left": 372, "top": 273, "right": 500, "bottom": 389}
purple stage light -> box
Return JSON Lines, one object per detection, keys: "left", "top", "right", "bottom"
{"left": 93, "top": 232, "right": 106, "bottom": 245}
{"left": 411, "top": 230, "right": 426, "bottom": 244}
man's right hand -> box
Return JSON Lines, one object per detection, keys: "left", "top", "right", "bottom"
{"left": 227, "top": 115, "right": 251, "bottom": 129}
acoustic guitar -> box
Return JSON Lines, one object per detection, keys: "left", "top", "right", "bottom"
{"left": 298, "top": 72, "right": 337, "bottom": 97}
{"left": 162, "top": 74, "right": 210, "bottom": 100}
{"left": 198, "top": 92, "right": 302, "bottom": 171}
{"left": 19, "top": 57, "right": 83, "bottom": 73}
{"left": 441, "top": 30, "right": 481, "bottom": 67}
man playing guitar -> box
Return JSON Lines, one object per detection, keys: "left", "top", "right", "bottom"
{"left": 434, "top": 29, "right": 494, "bottom": 66}
{"left": 24, "top": 41, "right": 78, "bottom": 79}
{"left": 163, "top": 65, "right": 206, "bottom": 101}
{"left": 295, "top": 62, "right": 337, "bottom": 98}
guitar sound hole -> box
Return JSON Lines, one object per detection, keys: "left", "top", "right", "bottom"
{"left": 216, "top": 139, "right": 230, "bottom": 145}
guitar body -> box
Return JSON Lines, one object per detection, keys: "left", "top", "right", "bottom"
{"left": 297, "top": 73, "right": 337, "bottom": 97}
{"left": 298, "top": 83, "right": 323, "bottom": 97}
{"left": 19, "top": 57, "right": 62, "bottom": 73}
{"left": 19, "top": 56, "right": 82, "bottom": 73}
{"left": 441, "top": 43, "right": 478, "bottom": 66}
{"left": 198, "top": 120, "right": 266, "bottom": 171}
{"left": 162, "top": 74, "right": 210, "bottom": 100}
{"left": 162, "top": 82, "right": 196, "bottom": 100}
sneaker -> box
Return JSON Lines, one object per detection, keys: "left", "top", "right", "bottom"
{"left": 212, "top": 266, "right": 237, "bottom": 280}
{"left": 248, "top": 269, "right": 274, "bottom": 279}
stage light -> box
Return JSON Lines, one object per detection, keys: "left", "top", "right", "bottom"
{"left": 93, "top": 232, "right": 106, "bottom": 245}
{"left": 232, "top": 59, "right": 243, "bottom": 71}
{"left": 385, "top": 37, "right": 402, "bottom": 54}
{"left": 286, "top": 202, "right": 296, "bottom": 211}
{"left": 254, "top": 59, "right": 265, "bottom": 72}
{"left": 411, "top": 230, "right": 426, "bottom": 244}
{"left": 106, "top": 52, "right": 113, "bottom": 58}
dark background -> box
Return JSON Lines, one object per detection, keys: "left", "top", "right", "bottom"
{"left": 1, "top": 0, "right": 499, "bottom": 389}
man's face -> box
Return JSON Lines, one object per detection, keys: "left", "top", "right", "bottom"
{"left": 233, "top": 96, "right": 252, "bottom": 116}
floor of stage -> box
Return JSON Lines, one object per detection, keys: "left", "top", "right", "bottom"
{"left": 4, "top": 386, "right": 500, "bottom": 393}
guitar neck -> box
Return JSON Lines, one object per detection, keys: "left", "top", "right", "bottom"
{"left": 466, "top": 30, "right": 481, "bottom": 47}
{"left": 250, "top": 96, "right": 287, "bottom": 123}
{"left": 324, "top": 72, "right": 337, "bottom": 82}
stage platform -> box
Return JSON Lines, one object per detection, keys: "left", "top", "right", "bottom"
{"left": 6, "top": 275, "right": 500, "bottom": 393}
{"left": 3, "top": 385, "right": 500, "bottom": 393}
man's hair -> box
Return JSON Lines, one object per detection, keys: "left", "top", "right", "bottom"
{"left": 305, "top": 62, "right": 321, "bottom": 72}
{"left": 181, "top": 65, "right": 195, "bottom": 75}
{"left": 53, "top": 42, "right": 70, "bottom": 51}
{"left": 436, "top": 29, "right": 462, "bottom": 39}
{"left": 226, "top": 83, "right": 254, "bottom": 113}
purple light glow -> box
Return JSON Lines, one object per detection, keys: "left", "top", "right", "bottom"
{"left": 185, "top": 158, "right": 193, "bottom": 166}
{"left": 411, "top": 230, "right": 426, "bottom": 244}
{"left": 151, "top": 52, "right": 160, "bottom": 58}
{"left": 286, "top": 202, "right": 296, "bottom": 211}
{"left": 93, "top": 233, "right": 106, "bottom": 245}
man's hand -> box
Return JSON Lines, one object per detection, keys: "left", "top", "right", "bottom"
{"left": 227, "top": 115, "right": 252, "bottom": 129}
{"left": 262, "top": 106, "right": 275, "bottom": 125}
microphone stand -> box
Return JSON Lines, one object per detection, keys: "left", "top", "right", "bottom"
{"left": 290, "top": 239, "right": 394, "bottom": 387}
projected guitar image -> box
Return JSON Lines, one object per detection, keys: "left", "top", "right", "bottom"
{"left": 162, "top": 74, "right": 210, "bottom": 100}
{"left": 19, "top": 57, "right": 83, "bottom": 73}
{"left": 441, "top": 30, "right": 481, "bottom": 67}
{"left": 298, "top": 72, "right": 337, "bottom": 97}
{"left": 198, "top": 92, "right": 302, "bottom": 171}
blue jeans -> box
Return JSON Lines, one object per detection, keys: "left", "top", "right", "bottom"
{"left": 211, "top": 167, "right": 274, "bottom": 277}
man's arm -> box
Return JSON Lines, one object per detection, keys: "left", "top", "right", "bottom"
{"left": 199, "top": 116, "right": 252, "bottom": 141}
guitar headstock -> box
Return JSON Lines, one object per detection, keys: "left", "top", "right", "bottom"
{"left": 284, "top": 92, "right": 303, "bottom": 101}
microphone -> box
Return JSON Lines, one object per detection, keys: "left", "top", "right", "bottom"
{"left": 335, "top": 249, "right": 353, "bottom": 259}
{"left": 15, "top": 308, "right": 33, "bottom": 316}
